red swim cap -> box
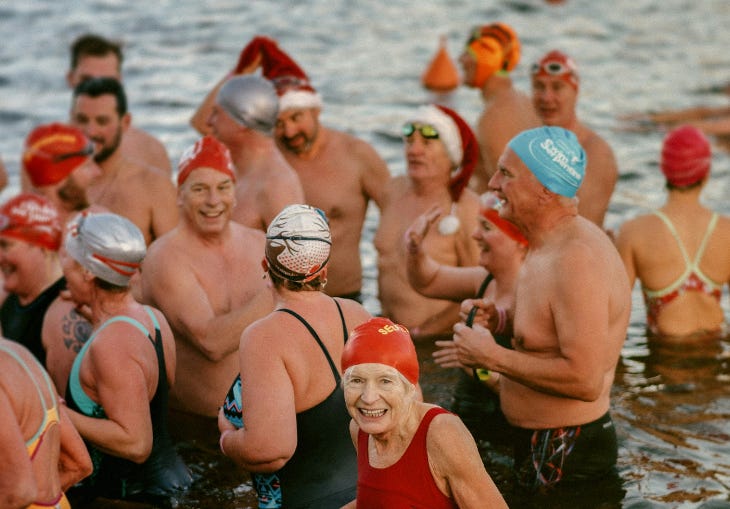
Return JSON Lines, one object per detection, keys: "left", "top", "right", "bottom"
{"left": 341, "top": 317, "right": 419, "bottom": 385}
{"left": 177, "top": 135, "right": 237, "bottom": 186}
{"left": 661, "top": 125, "right": 711, "bottom": 187}
{"left": 531, "top": 50, "right": 579, "bottom": 90}
{"left": 23, "top": 123, "right": 93, "bottom": 187}
{"left": 0, "top": 193, "right": 62, "bottom": 251}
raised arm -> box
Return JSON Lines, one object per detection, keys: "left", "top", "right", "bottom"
{"left": 190, "top": 38, "right": 265, "bottom": 135}
{"left": 405, "top": 205, "right": 485, "bottom": 300}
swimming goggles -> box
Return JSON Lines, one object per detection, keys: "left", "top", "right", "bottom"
{"left": 530, "top": 60, "right": 575, "bottom": 77}
{"left": 402, "top": 123, "right": 439, "bottom": 140}
{"left": 52, "top": 143, "right": 95, "bottom": 163}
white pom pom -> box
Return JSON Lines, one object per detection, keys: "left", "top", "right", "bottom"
{"left": 438, "top": 214, "right": 460, "bottom": 235}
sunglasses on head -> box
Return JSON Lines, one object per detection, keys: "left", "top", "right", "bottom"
{"left": 52, "top": 143, "right": 95, "bottom": 163}
{"left": 531, "top": 60, "right": 573, "bottom": 76}
{"left": 402, "top": 123, "right": 439, "bottom": 140}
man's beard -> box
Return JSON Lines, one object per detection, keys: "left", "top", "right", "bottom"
{"left": 281, "top": 125, "right": 318, "bottom": 155}
{"left": 57, "top": 176, "right": 89, "bottom": 211}
{"left": 93, "top": 128, "right": 122, "bottom": 164}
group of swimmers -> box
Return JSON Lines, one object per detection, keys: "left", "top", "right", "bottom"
{"left": 1, "top": 19, "right": 729, "bottom": 509}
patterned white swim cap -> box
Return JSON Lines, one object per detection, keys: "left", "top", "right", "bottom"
{"left": 64, "top": 212, "right": 146, "bottom": 287}
{"left": 265, "top": 204, "right": 331, "bottom": 282}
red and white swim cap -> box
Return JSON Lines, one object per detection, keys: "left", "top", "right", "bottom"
{"left": 177, "top": 135, "right": 236, "bottom": 186}
{"left": 0, "top": 193, "right": 62, "bottom": 251}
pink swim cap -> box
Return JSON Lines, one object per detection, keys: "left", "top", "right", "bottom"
{"left": 341, "top": 317, "right": 419, "bottom": 385}
{"left": 661, "top": 125, "right": 711, "bottom": 187}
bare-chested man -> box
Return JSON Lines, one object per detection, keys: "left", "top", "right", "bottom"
{"left": 192, "top": 37, "right": 388, "bottom": 298}
{"left": 459, "top": 23, "right": 541, "bottom": 192}
{"left": 437, "top": 126, "right": 631, "bottom": 490}
{"left": 531, "top": 50, "right": 618, "bottom": 228}
{"left": 203, "top": 74, "right": 304, "bottom": 232}
{"left": 70, "top": 77, "right": 178, "bottom": 245}
{"left": 66, "top": 33, "right": 172, "bottom": 174}
{"left": 375, "top": 104, "right": 480, "bottom": 339}
{"left": 140, "top": 136, "right": 273, "bottom": 418}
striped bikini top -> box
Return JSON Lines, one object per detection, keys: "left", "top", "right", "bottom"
{"left": 642, "top": 210, "right": 722, "bottom": 331}
{"left": 0, "top": 342, "right": 59, "bottom": 459}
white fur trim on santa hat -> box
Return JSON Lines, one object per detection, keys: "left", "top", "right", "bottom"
{"left": 409, "top": 105, "right": 462, "bottom": 166}
{"left": 279, "top": 90, "right": 323, "bottom": 112}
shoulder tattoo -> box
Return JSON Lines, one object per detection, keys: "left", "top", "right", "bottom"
{"left": 62, "top": 308, "right": 92, "bottom": 353}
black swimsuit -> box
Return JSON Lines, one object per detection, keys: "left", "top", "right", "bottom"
{"left": 274, "top": 299, "right": 358, "bottom": 509}
{"left": 66, "top": 308, "right": 192, "bottom": 505}
{"left": 0, "top": 276, "right": 66, "bottom": 365}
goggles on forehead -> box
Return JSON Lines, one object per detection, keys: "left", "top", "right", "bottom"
{"left": 402, "top": 123, "right": 439, "bottom": 140}
{"left": 530, "top": 60, "right": 575, "bottom": 77}
{"left": 51, "top": 143, "right": 95, "bottom": 163}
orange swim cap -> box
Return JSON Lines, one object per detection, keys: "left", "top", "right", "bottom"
{"left": 466, "top": 23, "right": 521, "bottom": 87}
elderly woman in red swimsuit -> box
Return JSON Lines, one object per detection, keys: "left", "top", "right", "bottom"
{"left": 341, "top": 317, "right": 508, "bottom": 508}
{"left": 616, "top": 125, "right": 730, "bottom": 337}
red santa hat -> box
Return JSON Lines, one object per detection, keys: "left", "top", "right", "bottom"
{"left": 408, "top": 104, "right": 479, "bottom": 202}
{"left": 234, "top": 36, "right": 323, "bottom": 112}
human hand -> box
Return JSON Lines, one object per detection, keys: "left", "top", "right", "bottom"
{"left": 404, "top": 205, "right": 442, "bottom": 255}
{"left": 451, "top": 322, "right": 496, "bottom": 369}
{"left": 433, "top": 337, "right": 463, "bottom": 369}
{"left": 460, "top": 298, "right": 509, "bottom": 334}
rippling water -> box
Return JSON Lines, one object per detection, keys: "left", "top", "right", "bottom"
{"left": 2, "top": 1, "right": 730, "bottom": 507}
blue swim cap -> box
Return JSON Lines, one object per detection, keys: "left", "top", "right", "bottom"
{"left": 507, "top": 126, "right": 586, "bottom": 198}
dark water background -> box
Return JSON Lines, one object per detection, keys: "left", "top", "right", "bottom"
{"left": 2, "top": 1, "right": 730, "bottom": 507}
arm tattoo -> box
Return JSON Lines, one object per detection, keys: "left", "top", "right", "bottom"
{"left": 61, "top": 308, "right": 92, "bottom": 353}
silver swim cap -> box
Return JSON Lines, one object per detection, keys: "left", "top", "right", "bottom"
{"left": 217, "top": 75, "right": 279, "bottom": 134}
{"left": 65, "top": 212, "right": 146, "bottom": 287}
